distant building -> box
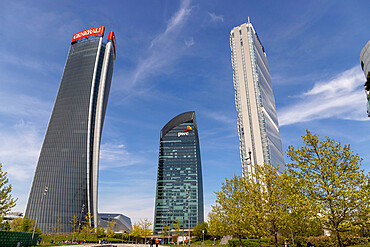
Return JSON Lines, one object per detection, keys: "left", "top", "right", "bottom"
{"left": 360, "top": 40, "right": 370, "bottom": 117}
{"left": 98, "top": 213, "right": 132, "bottom": 232}
{"left": 4, "top": 211, "right": 23, "bottom": 221}
{"left": 25, "top": 26, "right": 116, "bottom": 232}
{"left": 230, "top": 20, "right": 285, "bottom": 175}
{"left": 153, "top": 111, "right": 204, "bottom": 234}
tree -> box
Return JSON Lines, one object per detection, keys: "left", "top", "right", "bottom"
{"left": 130, "top": 221, "right": 142, "bottom": 244}
{"left": 80, "top": 212, "right": 94, "bottom": 242}
{"left": 208, "top": 211, "right": 227, "bottom": 238}
{"left": 10, "top": 217, "right": 23, "bottom": 231}
{"left": 161, "top": 224, "right": 170, "bottom": 242}
{"left": 139, "top": 218, "right": 152, "bottom": 243}
{"left": 210, "top": 167, "right": 288, "bottom": 247}
{"left": 95, "top": 222, "right": 105, "bottom": 239}
{"left": 253, "top": 164, "right": 287, "bottom": 247}
{"left": 193, "top": 222, "right": 208, "bottom": 241}
{"left": 173, "top": 219, "right": 181, "bottom": 244}
{"left": 50, "top": 218, "right": 62, "bottom": 243}
{"left": 286, "top": 130, "right": 370, "bottom": 247}
{"left": 0, "top": 163, "right": 17, "bottom": 225}
{"left": 210, "top": 175, "right": 249, "bottom": 247}
{"left": 70, "top": 215, "right": 79, "bottom": 242}
{"left": 240, "top": 166, "right": 268, "bottom": 247}
{"left": 10, "top": 218, "right": 40, "bottom": 233}
{"left": 281, "top": 171, "right": 322, "bottom": 239}
{"left": 2, "top": 220, "right": 10, "bottom": 231}
{"left": 107, "top": 220, "right": 116, "bottom": 238}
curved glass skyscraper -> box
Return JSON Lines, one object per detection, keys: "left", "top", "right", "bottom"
{"left": 154, "top": 111, "right": 204, "bottom": 234}
{"left": 230, "top": 21, "right": 285, "bottom": 175}
{"left": 25, "top": 26, "right": 116, "bottom": 232}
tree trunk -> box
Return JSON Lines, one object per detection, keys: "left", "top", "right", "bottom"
{"left": 258, "top": 235, "right": 261, "bottom": 247}
{"left": 274, "top": 232, "right": 278, "bottom": 247}
{"left": 238, "top": 235, "right": 242, "bottom": 247}
{"left": 336, "top": 231, "right": 343, "bottom": 247}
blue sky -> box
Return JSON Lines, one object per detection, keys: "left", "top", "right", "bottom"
{"left": 0, "top": 0, "right": 369, "bottom": 224}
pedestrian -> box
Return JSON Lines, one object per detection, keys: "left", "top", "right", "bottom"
{"left": 150, "top": 238, "right": 154, "bottom": 247}
{"left": 38, "top": 237, "right": 42, "bottom": 244}
{"left": 155, "top": 238, "right": 159, "bottom": 247}
{"left": 307, "top": 241, "right": 313, "bottom": 247}
{"left": 297, "top": 241, "right": 302, "bottom": 247}
{"left": 284, "top": 240, "right": 289, "bottom": 247}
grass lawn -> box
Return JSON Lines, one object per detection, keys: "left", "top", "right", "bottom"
{"left": 36, "top": 233, "right": 127, "bottom": 246}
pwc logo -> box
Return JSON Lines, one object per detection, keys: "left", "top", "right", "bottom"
{"left": 178, "top": 126, "right": 193, "bottom": 137}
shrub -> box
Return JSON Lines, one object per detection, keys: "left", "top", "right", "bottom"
{"left": 340, "top": 236, "right": 368, "bottom": 246}
{"left": 293, "top": 236, "right": 308, "bottom": 246}
{"left": 229, "top": 238, "right": 269, "bottom": 247}
{"left": 307, "top": 236, "right": 335, "bottom": 247}
{"left": 268, "top": 235, "right": 284, "bottom": 246}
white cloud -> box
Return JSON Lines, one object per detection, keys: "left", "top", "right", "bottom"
{"left": 0, "top": 120, "right": 45, "bottom": 213}
{"left": 161, "top": 0, "right": 192, "bottom": 37}
{"left": 117, "top": 0, "right": 193, "bottom": 92}
{"left": 0, "top": 91, "right": 51, "bottom": 182}
{"left": 204, "top": 111, "right": 235, "bottom": 125}
{"left": 208, "top": 12, "right": 224, "bottom": 23}
{"left": 0, "top": 51, "right": 63, "bottom": 76}
{"left": 279, "top": 66, "right": 368, "bottom": 126}
{"left": 0, "top": 92, "right": 52, "bottom": 121}
{"left": 0, "top": 121, "right": 43, "bottom": 181}
{"left": 185, "top": 37, "right": 195, "bottom": 47}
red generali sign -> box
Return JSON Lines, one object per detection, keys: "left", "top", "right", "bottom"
{"left": 71, "top": 26, "right": 105, "bottom": 43}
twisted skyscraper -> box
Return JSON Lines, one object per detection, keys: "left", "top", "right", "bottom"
{"left": 25, "top": 26, "right": 116, "bottom": 232}
{"left": 230, "top": 21, "right": 285, "bottom": 175}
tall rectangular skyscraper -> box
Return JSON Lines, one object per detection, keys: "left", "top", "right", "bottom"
{"left": 25, "top": 26, "right": 116, "bottom": 232}
{"left": 230, "top": 21, "right": 285, "bottom": 175}
{"left": 153, "top": 111, "right": 204, "bottom": 234}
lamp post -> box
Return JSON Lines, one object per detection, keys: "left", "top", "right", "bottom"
{"left": 182, "top": 216, "right": 184, "bottom": 246}
{"left": 187, "top": 189, "right": 190, "bottom": 247}
{"left": 32, "top": 186, "right": 48, "bottom": 240}
{"left": 168, "top": 207, "right": 171, "bottom": 244}
{"left": 202, "top": 230, "right": 204, "bottom": 246}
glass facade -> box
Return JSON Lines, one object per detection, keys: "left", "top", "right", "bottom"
{"left": 154, "top": 111, "right": 204, "bottom": 234}
{"left": 25, "top": 30, "right": 116, "bottom": 232}
{"left": 230, "top": 22, "right": 285, "bottom": 175}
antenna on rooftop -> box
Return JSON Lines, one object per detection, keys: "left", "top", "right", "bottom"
{"left": 248, "top": 16, "right": 250, "bottom": 23}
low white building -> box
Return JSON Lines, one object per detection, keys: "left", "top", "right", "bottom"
{"left": 98, "top": 213, "right": 132, "bottom": 232}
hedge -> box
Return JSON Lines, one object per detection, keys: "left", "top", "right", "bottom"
{"left": 0, "top": 231, "right": 39, "bottom": 247}
{"left": 229, "top": 238, "right": 269, "bottom": 247}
